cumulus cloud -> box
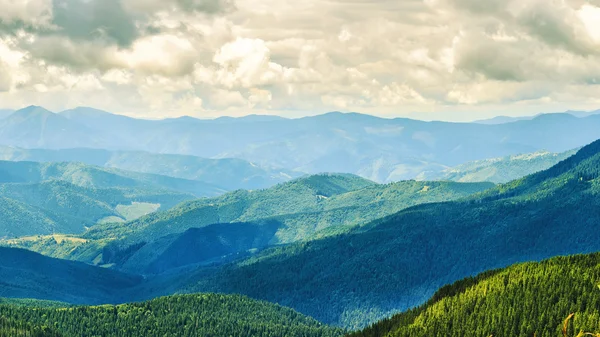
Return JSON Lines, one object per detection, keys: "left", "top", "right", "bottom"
{"left": 0, "top": 0, "right": 53, "bottom": 27}
{"left": 0, "top": 0, "right": 599, "bottom": 120}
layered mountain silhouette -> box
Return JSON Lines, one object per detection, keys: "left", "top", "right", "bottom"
{"left": 3, "top": 106, "right": 600, "bottom": 181}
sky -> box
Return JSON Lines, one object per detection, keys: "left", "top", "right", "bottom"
{"left": 0, "top": 0, "right": 599, "bottom": 121}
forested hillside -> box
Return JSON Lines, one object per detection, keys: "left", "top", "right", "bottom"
{"left": 180, "top": 139, "right": 600, "bottom": 328}
{"left": 0, "top": 179, "right": 193, "bottom": 237}
{"left": 6, "top": 174, "right": 492, "bottom": 273}
{"left": 349, "top": 253, "right": 600, "bottom": 337}
{"left": 0, "top": 294, "right": 343, "bottom": 337}
{"left": 0, "top": 247, "right": 143, "bottom": 304}
{"left": 0, "top": 316, "right": 60, "bottom": 337}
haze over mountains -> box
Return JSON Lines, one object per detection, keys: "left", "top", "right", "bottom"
{"left": 2, "top": 106, "right": 600, "bottom": 182}
{"left": 2, "top": 106, "right": 600, "bottom": 336}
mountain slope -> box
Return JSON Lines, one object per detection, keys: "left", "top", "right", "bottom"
{"left": 83, "top": 176, "right": 492, "bottom": 273}
{"left": 0, "top": 179, "right": 194, "bottom": 237}
{"left": 419, "top": 148, "right": 578, "bottom": 183}
{"left": 0, "top": 316, "right": 61, "bottom": 337}
{"left": 180, "top": 139, "right": 600, "bottom": 328}
{"left": 0, "top": 247, "right": 143, "bottom": 304}
{"left": 3, "top": 174, "right": 492, "bottom": 274}
{"left": 0, "top": 293, "right": 343, "bottom": 337}
{"left": 0, "top": 160, "right": 224, "bottom": 197}
{"left": 0, "top": 109, "right": 13, "bottom": 119}
{"left": 0, "top": 106, "right": 105, "bottom": 149}
{"left": 0, "top": 146, "right": 301, "bottom": 190}
{"left": 349, "top": 253, "right": 600, "bottom": 337}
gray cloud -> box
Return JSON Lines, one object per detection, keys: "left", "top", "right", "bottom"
{"left": 1, "top": 0, "right": 600, "bottom": 120}
{"left": 177, "top": 0, "right": 235, "bottom": 13}
{"left": 51, "top": 0, "right": 139, "bottom": 47}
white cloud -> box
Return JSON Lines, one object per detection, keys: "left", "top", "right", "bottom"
{"left": 0, "top": 0, "right": 52, "bottom": 26}
{"left": 0, "top": 0, "right": 599, "bottom": 120}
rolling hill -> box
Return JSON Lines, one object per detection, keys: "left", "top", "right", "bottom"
{"left": 10, "top": 174, "right": 492, "bottom": 273}
{"left": 0, "top": 247, "right": 143, "bottom": 304}
{"left": 349, "top": 253, "right": 600, "bottom": 337}
{"left": 0, "top": 180, "right": 194, "bottom": 237}
{"left": 177, "top": 138, "right": 600, "bottom": 329}
{"left": 0, "top": 293, "right": 343, "bottom": 337}
{"left": 0, "top": 146, "right": 301, "bottom": 190}
{"left": 419, "top": 148, "right": 578, "bottom": 183}
{"left": 0, "top": 161, "right": 213, "bottom": 237}
{"left": 0, "top": 160, "right": 225, "bottom": 197}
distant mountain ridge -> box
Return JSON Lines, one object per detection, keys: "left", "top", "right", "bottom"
{"left": 3, "top": 106, "right": 600, "bottom": 182}
{"left": 0, "top": 146, "right": 301, "bottom": 190}
{"left": 0, "top": 160, "right": 224, "bottom": 197}
{"left": 419, "top": 148, "right": 578, "bottom": 183}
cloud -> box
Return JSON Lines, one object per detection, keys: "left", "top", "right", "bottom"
{"left": 0, "top": 0, "right": 599, "bottom": 120}
{"left": 123, "top": 0, "right": 234, "bottom": 15}
{"left": 0, "top": 0, "right": 53, "bottom": 27}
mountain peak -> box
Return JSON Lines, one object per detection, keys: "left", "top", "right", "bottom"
{"left": 288, "top": 173, "right": 377, "bottom": 196}
{"left": 60, "top": 107, "right": 114, "bottom": 116}
{"left": 13, "top": 106, "right": 55, "bottom": 117}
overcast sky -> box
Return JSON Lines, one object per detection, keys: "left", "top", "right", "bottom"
{"left": 0, "top": 0, "right": 599, "bottom": 121}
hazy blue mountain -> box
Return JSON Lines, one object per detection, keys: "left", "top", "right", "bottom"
{"left": 472, "top": 115, "right": 537, "bottom": 124}
{"left": 177, "top": 139, "right": 600, "bottom": 328}
{"left": 566, "top": 109, "right": 600, "bottom": 118}
{"left": 0, "top": 146, "right": 301, "bottom": 190}
{"left": 418, "top": 148, "right": 578, "bottom": 183}
{"left": 4, "top": 106, "right": 600, "bottom": 181}
{"left": 0, "top": 160, "right": 225, "bottom": 197}
{"left": 473, "top": 110, "right": 600, "bottom": 124}
{"left": 0, "top": 109, "right": 13, "bottom": 119}
{"left": 0, "top": 106, "right": 107, "bottom": 149}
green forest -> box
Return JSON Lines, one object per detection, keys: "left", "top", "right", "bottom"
{"left": 0, "top": 294, "right": 343, "bottom": 337}
{"left": 349, "top": 253, "right": 600, "bottom": 337}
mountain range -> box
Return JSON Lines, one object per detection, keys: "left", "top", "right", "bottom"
{"left": 3, "top": 174, "right": 492, "bottom": 274}
{"left": 419, "top": 148, "right": 578, "bottom": 183}
{"left": 0, "top": 160, "right": 222, "bottom": 237}
{"left": 3, "top": 106, "right": 600, "bottom": 335}
{"left": 4, "top": 137, "right": 600, "bottom": 329}
{"left": 3, "top": 106, "right": 600, "bottom": 182}
{"left": 0, "top": 145, "right": 300, "bottom": 191}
